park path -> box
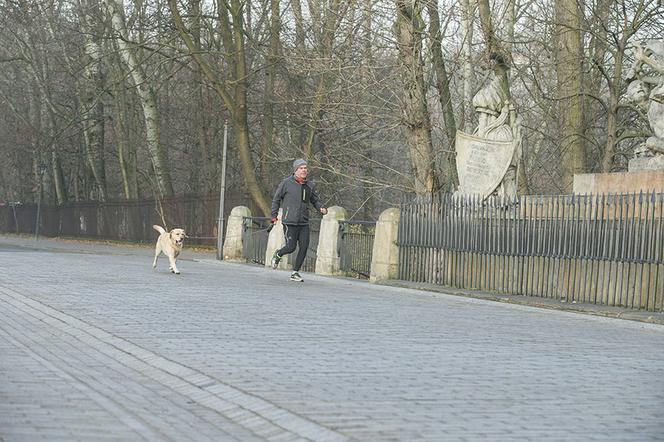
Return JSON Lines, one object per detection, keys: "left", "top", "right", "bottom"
{"left": 1, "top": 236, "right": 663, "bottom": 441}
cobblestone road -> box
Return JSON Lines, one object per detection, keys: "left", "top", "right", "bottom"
{"left": 1, "top": 237, "right": 663, "bottom": 441}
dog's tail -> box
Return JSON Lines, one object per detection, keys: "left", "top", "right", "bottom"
{"left": 153, "top": 225, "right": 166, "bottom": 234}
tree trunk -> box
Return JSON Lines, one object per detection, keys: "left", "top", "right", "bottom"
{"left": 188, "top": 0, "right": 214, "bottom": 193}
{"left": 301, "top": 0, "right": 345, "bottom": 160}
{"left": 51, "top": 149, "right": 68, "bottom": 205}
{"left": 106, "top": 0, "right": 174, "bottom": 197}
{"left": 112, "top": 79, "right": 139, "bottom": 200}
{"left": 21, "top": 28, "right": 68, "bottom": 205}
{"left": 303, "top": 79, "right": 327, "bottom": 160}
{"left": 230, "top": 0, "right": 270, "bottom": 214}
{"left": 291, "top": 0, "right": 306, "bottom": 51}
{"left": 602, "top": 44, "right": 625, "bottom": 172}
{"left": 42, "top": 0, "right": 107, "bottom": 201}
{"left": 394, "top": 0, "right": 438, "bottom": 194}
{"left": 477, "top": 0, "right": 510, "bottom": 91}
{"left": 554, "top": 0, "right": 585, "bottom": 191}
{"left": 28, "top": 82, "right": 43, "bottom": 202}
{"left": 76, "top": 0, "right": 107, "bottom": 200}
{"left": 37, "top": 66, "right": 68, "bottom": 204}
{"left": 505, "top": 0, "right": 515, "bottom": 54}
{"left": 426, "top": 0, "right": 458, "bottom": 189}
{"left": 362, "top": 0, "right": 375, "bottom": 219}
{"left": 585, "top": 0, "right": 610, "bottom": 170}
{"left": 261, "top": 0, "right": 280, "bottom": 185}
{"left": 288, "top": 0, "right": 307, "bottom": 151}
{"left": 460, "top": 0, "right": 474, "bottom": 131}
{"left": 81, "top": 36, "right": 107, "bottom": 200}
{"left": 167, "top": 0, "right": 271, "bottom": 215}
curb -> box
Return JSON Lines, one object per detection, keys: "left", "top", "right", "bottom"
{"left": 378, "top": 280, "right": 664, "bottom": 326}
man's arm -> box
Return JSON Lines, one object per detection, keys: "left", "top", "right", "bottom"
{"left": 309, "top": 182, "right": 327, "bottom": 215}
{"left": 271, "top": 180, "right": 285, "bottom": 221}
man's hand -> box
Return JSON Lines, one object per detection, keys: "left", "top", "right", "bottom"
{"left": 320, "top": 207, "right": 328, "bottom": 215}
{"left": 267, "top": 217, "right": 277, "bottom": 233}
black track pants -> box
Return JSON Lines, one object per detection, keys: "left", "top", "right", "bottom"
{"left": 277, "top": 224, "right": 310, "bottom": 272}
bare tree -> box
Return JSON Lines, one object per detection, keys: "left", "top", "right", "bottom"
{"left": 104, "top": 0, "right": 174, "bottom": 197}
{"left": 554, "top": 0, "right": 585, "bottom": 191}
{"left": 594, "top": 0, "right": 662, "bottom": 172}
{"left": 426, "top": 0, "right": 458, "bottom": 189}
{"left": 167, "top": 0, "right": 271, "bottom": 215}
{"left": 260, "top": 0, "right": 281, "bottom": 184}
{"left": 394, "top": 0, "right": 438, "bottom": 195}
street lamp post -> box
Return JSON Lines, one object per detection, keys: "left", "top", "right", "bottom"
{"left": 216, "top": 119, "right": 229, "bottom": 260}
{"left": 35, "top": 162, "right": 46, "bottom": 240}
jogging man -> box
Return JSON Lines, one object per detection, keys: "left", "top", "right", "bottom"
{"left": 270, "top": 159, "right": 327, "bottom": 282}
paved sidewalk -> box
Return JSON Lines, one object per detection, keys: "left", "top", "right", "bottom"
{"left": 1, "top": 235, "right": 663, "bottom": 441}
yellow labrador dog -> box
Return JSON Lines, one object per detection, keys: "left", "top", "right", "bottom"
{"left": 152, "top": 225, "right": 186, "bottom": 274}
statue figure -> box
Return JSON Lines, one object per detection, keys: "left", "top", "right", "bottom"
{"left": 471, "top": 73, "right": 522, "bottom": 199}
{"left": 625, "top": 39, "right": 664, "bottom": 169}
{"left": 454, "top": 71, "right": 522, "bottom": 200}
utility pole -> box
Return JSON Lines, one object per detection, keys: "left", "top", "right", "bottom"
{"left": 216, "top": 119, "right": 229, "bottom": 260}
{"left": 34, "top": 162, "right": 46, "bottom": 240}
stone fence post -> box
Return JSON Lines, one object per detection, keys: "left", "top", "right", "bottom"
{"left": 315, "top": 206, "right": 346, "bottom": 275}
{"left": 370, "top": 208, "right": 400, "bottom": 283}
{"left": 223, "top": 206, "right": 251, "bottom": 262}
{"left": 265, "top": 209, "right": 290, "bottom": 269}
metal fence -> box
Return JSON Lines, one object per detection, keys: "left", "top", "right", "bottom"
{"left": 339, "top": 221, "right": 376, "bottom": 278}
{"left": 398, "top": 192, "right": 664, "bottom": 311}
{"left": 242, "top": 217, "right": 271, "bottom": 265}
{"left": 241, "top": 217, "right": 321, "bottom": 272}
{"left": 299, "top": 219, "right": 320, "bottom": 273}
{"left": 0, "top": 193, "right": 257, "bottom": 246}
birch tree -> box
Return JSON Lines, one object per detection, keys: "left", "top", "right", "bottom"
{"left": 103, "top": 0, "right": 174, "bottom": 197}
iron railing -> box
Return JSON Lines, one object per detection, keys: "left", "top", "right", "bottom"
{"left": 398, "top": 192, "right": 664, "bottom": 311}
{"left": 339, "top": 220, "right": 376, "bottom": 278}
{"left": 0, "top": 194, "right": 257, "bottom": 246}
{"left": 300, "top": 219, "right": 321, "bottom": 273}
{"left": 241, "top": 217, "right": 321, "bottom": 272}
{"left": 242, "top": 217, "right": 271, "bottom": 265}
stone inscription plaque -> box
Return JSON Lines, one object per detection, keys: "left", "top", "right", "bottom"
{"left": 455, "top": 131, "right": 516, "bottom": 198}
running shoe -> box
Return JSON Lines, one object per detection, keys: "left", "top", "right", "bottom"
{"left": 271, "top": 251, "right": 281, "bottom": 269}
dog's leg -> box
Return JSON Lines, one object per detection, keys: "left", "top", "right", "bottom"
{"left": 153, "top": 244, "right": 161, "bottom": 269}
{"left": 167, "top": 254, "right": 180, "bottom": 274}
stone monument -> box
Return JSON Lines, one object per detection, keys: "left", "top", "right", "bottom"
{"left": 455, "top": 72, "right": 522, "bottom": 199}
{"left": 573, "top": 39, "right": 664, "bottom": 194}
{"left": 625, "top": 39, "right": 664, "bottom": 172}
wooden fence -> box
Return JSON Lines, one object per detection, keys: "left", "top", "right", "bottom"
{"left": 398, "top": 193, "right": 664, "bottom": 311}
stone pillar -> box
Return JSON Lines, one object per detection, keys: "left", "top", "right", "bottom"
{"left": 315, "top": 206, "right": 347, "bottom": 275}
{"left": 370, "top": 208, "right": 400, "bottom": 283}
{"left": 223, "top": 206, "right": 251, "bottom": 261}
{"left": 265, "top": 209, "right": 291, "bottom": 269}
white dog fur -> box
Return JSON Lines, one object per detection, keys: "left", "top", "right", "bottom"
{"left": 152, "top": 225, "right": 186, "bottom": 274}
